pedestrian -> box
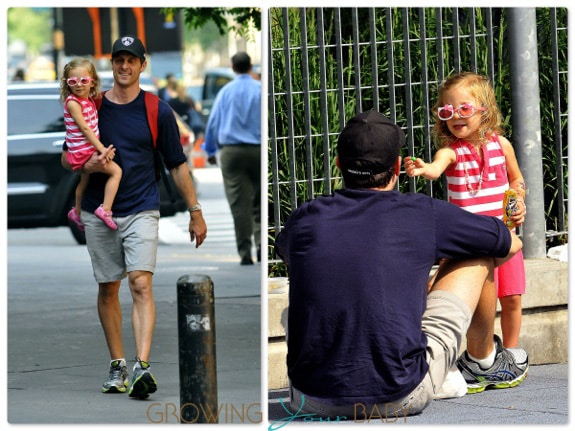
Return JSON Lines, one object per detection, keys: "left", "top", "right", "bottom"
{"left": 157, "top": 72, "right": 176, "bottom": 101}
{"left": 404, "top": 71, "right": 527, "bottom": 349}
{"left": 203, "top": 52, "right": 261, "bottom": 265}
{"left": 60, "top": 57, "right": 122, "bottom": 231}
{"left": 61, "top": 35, "right": 207, "bottom": 399}
{"left": 275, "top": 110, "right": 528, "bottom": 418}
{"left": 168, "top": 79, "right": 205, "bottom": 137}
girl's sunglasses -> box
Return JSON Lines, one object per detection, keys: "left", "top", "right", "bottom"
{"left": 437, "top": 103, "right": 486, "bottom": 121}
{"left": 67, "top": 76, "right": 94, "bottom": 86}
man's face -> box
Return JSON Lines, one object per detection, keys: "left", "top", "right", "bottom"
{"left": 111, "top": 53, "right": 146, "bottom": 88}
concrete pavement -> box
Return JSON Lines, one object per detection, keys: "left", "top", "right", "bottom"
{"left": 6, "top": 167, "right": 263, "bottom": 426}
{"left": 268, "top": 363, "right": 569, "bottom": 426}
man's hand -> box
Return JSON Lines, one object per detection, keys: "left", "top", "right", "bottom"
{"left": 83, "top": 146, "right": 116, "bottom": 174}
{"left": 207, "top": 155, "right": 217, "bottom": 165}
{"left": 189, "top": 211, "right": 207, "bottom": 248}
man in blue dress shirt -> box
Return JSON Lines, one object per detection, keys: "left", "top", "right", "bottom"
{"left": 203, "top": 52, "right": 261, "bottom": 265}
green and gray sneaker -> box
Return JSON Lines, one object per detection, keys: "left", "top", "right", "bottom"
{"left": 102, "top": 359, "right": 129, "bottom": 393}
{"left": 128, "top": 357, "right": 158, "bottom": 399}
{"left": 457, "top": 334, "right": 528, "bottom": 394}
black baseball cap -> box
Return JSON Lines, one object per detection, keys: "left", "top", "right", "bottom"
{"left": 112, "top": 35, "right": 146, "bottom": 60}
{"left": 337, "top": 110, "right": 405, "bottom": 178}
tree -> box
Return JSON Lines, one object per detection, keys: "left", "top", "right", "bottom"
{"left": 164, "top": 7, "right": 261, "bottom": 37}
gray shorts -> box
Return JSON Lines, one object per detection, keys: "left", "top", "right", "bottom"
{"left": 83, "top": 210, "right": 160, "bottom": 283}
{"left": 290, "top": 289, "right": 472, "bottom": 418}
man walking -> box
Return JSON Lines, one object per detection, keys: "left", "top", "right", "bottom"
{"left": 203, "top": 52, "right": 261, "bottom": 265}
{"left": 62, "top": 35, "right": 207, "bottom": 399}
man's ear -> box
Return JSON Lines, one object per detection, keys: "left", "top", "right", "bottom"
{"left": 394, "top": 156, "right": 401, "bottom": 175}
{"left": 335, "top": 156, "right": 341, "bottom": 170}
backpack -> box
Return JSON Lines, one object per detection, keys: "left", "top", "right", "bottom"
{"left": 95, "top": 90, "right": 178, "bottom": 204}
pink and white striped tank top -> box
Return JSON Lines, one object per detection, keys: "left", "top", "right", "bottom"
{"left": 64, "top": 94, "right": 99, "bottom": 154}
{"left": 445, "top": 135, "right": 509, "bottom": 219}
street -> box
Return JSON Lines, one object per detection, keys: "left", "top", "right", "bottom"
{"left": 6, "top": 166, "right": 262, "bottom": 424}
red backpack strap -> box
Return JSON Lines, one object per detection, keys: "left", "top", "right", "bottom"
{"left": 95, "top": 90, "right": 159, "bottom": 148}
{"left": 94, "top": 90, "right": 107, "bottom": 111}
{"left": 144, "top": 91, "right": 160, "bottom": 148}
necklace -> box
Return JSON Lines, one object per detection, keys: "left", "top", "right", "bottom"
{"left": 459, "top": 141, "right": 484, "bottom": 195}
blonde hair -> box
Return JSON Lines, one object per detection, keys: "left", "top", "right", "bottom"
{"left": 60, "top": 58, "right": 101, "bottom": 102}
{"left": 431, "top": 72, "right": 504, "bottom": 148}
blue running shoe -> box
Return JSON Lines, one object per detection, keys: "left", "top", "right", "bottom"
{"left": 128, "top": 357, "right": 157, "bottom": 399}
{"left": 457, "top": 334, "right": 528, "bottom": 394}
{"left": 102, "top": 359, "right": 129, "bottom": 393}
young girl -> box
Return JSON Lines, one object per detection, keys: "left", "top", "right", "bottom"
{"left": 404, "top": 72, "right": 527, "bottom": 349}
{"left": 60, "top": 58, "right": 121, "bottom": 231}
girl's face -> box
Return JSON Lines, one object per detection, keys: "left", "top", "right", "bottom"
{"left": 441, "top": 84, "right": 485, "bottom": 141}
{"left": 67, "top": 66, "right": 95, "bottom": 98}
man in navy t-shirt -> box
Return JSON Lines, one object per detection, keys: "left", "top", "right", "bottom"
{"left": 275, "top": 110, "right": 528, "bottom": 418}
{"left": 61, "top": 36, "right": 207, "bottom": 399}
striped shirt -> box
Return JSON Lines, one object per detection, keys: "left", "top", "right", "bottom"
{"left": 445, "top": 135, "right": 509, "bottom": 219}
{"left": 64, "top": 94, "right": 99, "bottom": 154}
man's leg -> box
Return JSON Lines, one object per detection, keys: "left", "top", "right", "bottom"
{"left": 464, "top": 276, "right": 497, "bottom": 359}
{"left": 128, "top": 270, "right": 156, "bottom": 362}
{"left": 220, "top": 145, "right": 255, "bottom": 263}
{"left": 98, "top": 281, "right": 129, "bottom": 393}
{"left": 430, "top": 257, "right": 493, "bottom": 313}
{"left": 127, "top": 270, "right": 158, "bottom": 399}
{"left": 433, "top": 259, "right": 529, "bottom": 393}
{"left": 424, "top": 258, "right": 492, "bottom": 399}
{"left": 98, "top": 281, "right": 125, "bottom": 360}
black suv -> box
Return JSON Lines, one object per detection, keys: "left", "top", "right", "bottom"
{"left": 7, "top": 82, "right": 187, "bottom": 244}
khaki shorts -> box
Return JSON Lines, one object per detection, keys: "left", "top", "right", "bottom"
{"left": 290, "top": 290, "right": 472, "bottom": 419}
{"left": 83, "top": 210, "right": 160, "bottom": 283}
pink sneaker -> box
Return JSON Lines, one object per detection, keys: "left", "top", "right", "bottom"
{"left": 94, "top": 205, "right": 118, "bottom": 230}
{"left": 67, "top": 208, "right": 85, "bottom": 231}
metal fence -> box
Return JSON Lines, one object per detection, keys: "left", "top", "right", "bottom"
{"left": 268, "top": 7, "right": 568, "bottom": 267}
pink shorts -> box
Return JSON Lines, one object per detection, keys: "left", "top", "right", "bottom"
{"left": 495, "top": 249, "right": 525, "bottom": 298}
{"left": 66, "top": 147, "right": 96, "bottom": 171}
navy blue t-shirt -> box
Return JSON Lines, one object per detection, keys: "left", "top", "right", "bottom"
{"left": 275, "top": 188, "right": 511, "bottom": 405}
{"left": 82, "top": 90, "right": 186, "bottom": 216}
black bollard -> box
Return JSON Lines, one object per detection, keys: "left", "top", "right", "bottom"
{"left": 177, "top": 274, "right": 218, "bottom": 424}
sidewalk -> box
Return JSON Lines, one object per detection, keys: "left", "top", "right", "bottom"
{"left": 268, "top": 363, "right": 569, "bottom": 426}
{"left": 6, "top": 167, "right": 262, "bottom": 425}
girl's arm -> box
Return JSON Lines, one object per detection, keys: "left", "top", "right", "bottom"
{"left": 500, "top": 136, "right": 527, "bottom": 226}
{"left": 404, "top": 147, "right": 456, "bottom": 180}
{"left": 500, "top": 136, "right": 526, "bottom": 197}
{"left": 66, "top": 99, "right": 110, "bottom": 157}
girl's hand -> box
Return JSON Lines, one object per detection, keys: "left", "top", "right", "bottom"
{"left": 403, "top": 156, "right": 425, "bottom": 177}
{"left": 510, "top": 194, "right": 527, "bottom": 227}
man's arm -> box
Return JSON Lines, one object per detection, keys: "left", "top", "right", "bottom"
{"left": 495, "top": 229, "right": 522, "bottom": 268}
{"left": 61, "top": 145, "right": 116, "bottom": 172}
{"left": 170, "top": 163, "right": 207, "bottom": 247}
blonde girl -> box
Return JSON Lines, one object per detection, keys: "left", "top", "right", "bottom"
{"left": 61, "top": 58, "right": 121, "bottom": 230}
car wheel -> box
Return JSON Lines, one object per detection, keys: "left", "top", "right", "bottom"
{"left": 69, "top": 219, "right": 87, "bottom": 245}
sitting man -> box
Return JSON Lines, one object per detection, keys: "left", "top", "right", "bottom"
{"left": 275, "top": 110, "right": 528, "bottom": 418}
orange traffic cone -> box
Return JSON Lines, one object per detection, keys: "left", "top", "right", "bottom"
{"left": 192, "top": 136, "right": 207, "bottom": 168}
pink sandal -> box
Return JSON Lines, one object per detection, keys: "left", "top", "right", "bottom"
{"left": 67, "top": 208, "right": 85, "bottom": 232}
{"left": 94, "top": 205, "right": 118, "bottom": 230}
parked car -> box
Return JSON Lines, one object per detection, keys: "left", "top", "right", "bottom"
{"left": 198, "top": 64, "right": 260, "bottom": 122}
{"left": 199, "top": 67, "right": 236, "bottom": 122}
{"left": 7, "top": 82, "right": 190, "bottom": 244}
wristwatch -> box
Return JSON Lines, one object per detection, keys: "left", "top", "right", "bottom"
{"left": 188, "top": 203, "right": 202, "bottom": 213}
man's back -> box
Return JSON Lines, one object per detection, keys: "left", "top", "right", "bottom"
{"left": 205, "top": 74, "right": 261, "bottom": 147}
{"left": 276, "top": 188, "right": 511, "bottom": 404}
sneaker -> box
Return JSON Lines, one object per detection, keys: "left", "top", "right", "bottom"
{"left": 67, "top": 208, "right": 85, "bottom": 232}
{"left": 101, "top": 359, "right": 129, "bottom": 393}
{"left": 128, "top": 358, "right": 157, "bottom": 399}
{"left": 434, "top": 366, "right": 468, "bottom": 399}
{"left": 457, "top": 334, "right": 528, "bottom": 394}
{"left": 95, "top": 205, "right": 117, "bottom": 230}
